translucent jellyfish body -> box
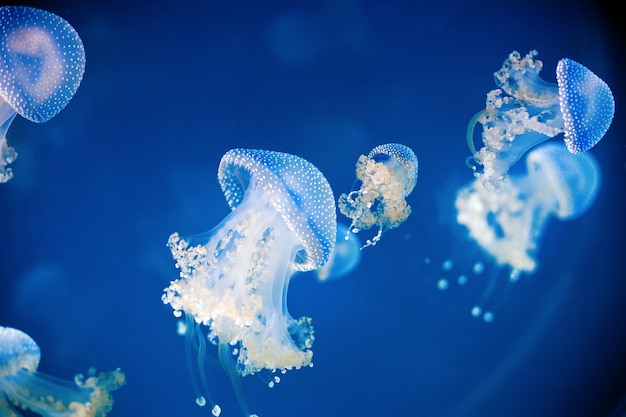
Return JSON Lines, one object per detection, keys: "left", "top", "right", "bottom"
{"left": 163, "top": 148, "right": 336, "bottom": 416}
{"left": 314, "top": 223, "right": 361, "bottom": 282}
{"left": 0, "top": 6, "right": 86, "bottom": 182}
{"left": 338, "top": 143, "right": 418, "bottom": 248}
{"left": 0, "top": 326, "right": 125, "bottom": 417}
{"left": 456, "top": 142, "right": 601, "bottom": 275}
{"left": 468, "top": 50, "right": 614, "bottom": 191}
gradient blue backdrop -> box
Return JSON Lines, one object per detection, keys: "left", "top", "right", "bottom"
{"left": 1, "top": 1, "right": 624, "bottom": 416}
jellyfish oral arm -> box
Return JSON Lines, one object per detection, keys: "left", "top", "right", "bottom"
{"left": 164, "top": 187, "right": 314, "bottom": 377}
{"left": 473, "top": 88, "right": 563, "bottom": 190}
{"left": 455, "top": 177, "right": 552, "bottom": 274}
{"left": 470, "top": 51, "right": 566, "bottom": 190}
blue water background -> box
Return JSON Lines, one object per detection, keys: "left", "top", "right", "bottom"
{"left": 1, "top": 1, "right": 625, "bottom": 416}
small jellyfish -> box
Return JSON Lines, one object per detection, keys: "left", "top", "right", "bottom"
{"left": 0, "top": 326, "right": 125, "bottom": 417}
{"left": 314, "top": 223, "right": 362, "bottom": 282}
{"left": 467, "top": 50, "right": 614, "bottom": 191}
{"left": 338, "top": 143, "right": 418, "bottom": 248}
{"left": 0, "top": 6, "right": 86, "bottom": 183}
{"left": 163, "top": 148, "right": 336, "bottom": 416}
{"left": 456, "top": 142, "right": 601, "bottom": 275}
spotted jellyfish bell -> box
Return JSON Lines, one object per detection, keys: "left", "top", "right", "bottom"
{"left": 0, "top": 5, "right": 86, "bottom": 183}
{"left": 467, "top": 50, "right": 614, "bottom": 191}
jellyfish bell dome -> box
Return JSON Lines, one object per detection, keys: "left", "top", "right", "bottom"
{"left": 0, "top": 5, "right": 86, "bottom": 123}
{"left": 367, "top": 143, "right": 419, "bottom": 196}
{"left": 0, "top": 326, "right": 40, "bottom": 378}
{"left": 556, "top": 58, "right": 615, "bottom": 154}
{"left": 218, "top": 148, "right": 336, "bottom": 271}
{"left": 525, "top": 142, "right": 601, "bottom": 221}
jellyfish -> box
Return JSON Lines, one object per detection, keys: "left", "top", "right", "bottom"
{"left": 338, "top": 143, "right": 418, "bottom": 248}
{"left": 163, "top": 148, "right": 336, "bottom": 416}
{"left": 456, "top": 142, "right": 601, "bottom": 277}
{"left": 0, "top": 5, "right": 86, "bottom": 183}
{"left": 467, "top": 50, "right": 614, "bottom": 191}
{"left": 0, "top": 326, "right": 125, "bottom": 417}
{"left": 314, "top": 223, "right": 362, "bottom": 282}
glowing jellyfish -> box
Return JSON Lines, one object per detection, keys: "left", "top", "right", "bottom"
{"left": 338, "top": 143, "right": 418, "bottom": 248}
{"left": 0, "top": 326, "right": 125, "bottom": 417}
{"left": 315, "top": 223, "right": 361, "bottom": 282}
{"left": 467, "top": 50, "right": 614, "bottom": 191}
{"left": 456, "top": 142, "right": 601, "bottom": 277}
{"left": 0, "top": 5, "right": 86, "bottom": 183}
{"left": 163, "top": 148, "right": 336, "bottom": 416}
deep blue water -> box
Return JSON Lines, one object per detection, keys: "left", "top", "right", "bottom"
{"left": 1, "top": 1, "right": 625, "bottom": 416}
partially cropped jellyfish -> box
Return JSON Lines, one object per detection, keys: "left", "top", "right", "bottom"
{"left": 314, "top": 223, "right": 361, "bottom": 282}
{"left": 338, "top": 143, "right": 418, "bottom": 248}
{"left": 435, "top": 142, "right": 601, "bottom": 322}
{"left": 0, "top": 5, "right": 86, "bottom": 183}
{"left": 0, "top": 326, "right": 125, "bottom": 417}
{"left": 456, "top": 142, "right": 601, "bottom": 277}
{"left": 467, "top": 50, "right": 614, "bottom": 191}
{"left": 163, "top": 148, "right": 336, "bottom": 417}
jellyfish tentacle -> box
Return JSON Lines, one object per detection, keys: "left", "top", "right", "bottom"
{"left": 218, "top": 343, "right": 254, "bottom": 417}
{"left": 194, "top": 323, "right": 216, "bottom": 412}
{"left": 466, "top": 109, "right": 488, "bottom": 157}
{"left": 181, "top": 316, "right": 213, "bottom": 411}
